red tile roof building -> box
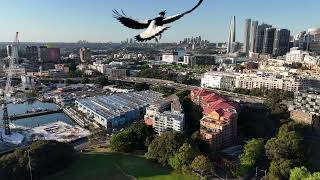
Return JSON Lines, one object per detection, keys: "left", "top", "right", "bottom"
{"left": 191, "top": 89, "right": 240, "bottom": 151}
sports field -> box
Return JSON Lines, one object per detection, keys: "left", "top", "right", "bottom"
{"left": 46, "top": 152, "right": 198, "bottom": 180}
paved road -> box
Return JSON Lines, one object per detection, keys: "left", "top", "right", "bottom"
{"left": 37, "top": 76, "right": 265, "bottom": 104}
{"left": 118, "top": 77, "right": 266, "bottom": 104}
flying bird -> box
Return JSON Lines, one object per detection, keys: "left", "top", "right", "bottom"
{"left": 113, "top": 0, "right": 204, "bottom": 42}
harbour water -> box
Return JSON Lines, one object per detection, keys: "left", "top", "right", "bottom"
{"left": 0, "top": 100, "right": 74, "bottom": 128}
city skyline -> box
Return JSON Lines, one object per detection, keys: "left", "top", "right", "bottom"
{"left": 0, "top": 0, "right": 319, "bottom": 43}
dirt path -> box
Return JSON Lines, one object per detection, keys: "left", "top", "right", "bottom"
{"left": 114, "top": 164, "right": 137, "bottom": 180}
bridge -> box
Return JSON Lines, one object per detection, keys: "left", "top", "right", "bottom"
{"left": 9, "top": 109, "right": 63, "bottom": 120}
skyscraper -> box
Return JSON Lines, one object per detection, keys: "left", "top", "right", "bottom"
{"left": 273, "top": 29, "right": 290, "bottom": 56}
{"left": 79, "top": 47, "right": 91, "bottom": 63}
{"left": 250, "top": 21, "right": 258, "bottom": 53}
{"left": 263, "top": 28, "right": 276, "bottom": 54}
{"left": 227, "top": 16, "right": 236, "bottom": 54}
{"left": 6, "top": 45, "right": 12, "bottom": 58}
{"left": 255, "top": 24, "right": 272, "bottom": 53}
{"left": 26, "top": 46, "right": 38, "bottom": 62}
{"left": 243, "top": 19, "right": 251, "bottom": 55}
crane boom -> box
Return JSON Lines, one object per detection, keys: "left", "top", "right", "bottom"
{"left": 2, "top": 32, "right": 19, "bottom": 136}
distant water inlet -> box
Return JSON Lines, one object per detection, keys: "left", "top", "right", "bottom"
{"left": 0, "top": 100, "right": 74, "bottom": 128}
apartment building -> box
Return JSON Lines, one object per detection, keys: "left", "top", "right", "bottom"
{"left": 201, "top": 71, "right": 310, "bottom": 92}
{"left": 144, "top": 95, "right": 184, "bottom": 135}
{"left": 191, "top": 89, "right": 240, "bottom": 151}
{"left": 290, "top": 91, "right": 320, "bottom": 128}
{"left": 201, "top": 72, "right": 238, "bottom": 91}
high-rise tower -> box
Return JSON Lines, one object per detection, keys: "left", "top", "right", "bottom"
{"left": 243, "top": 19, "right": 251, "bottom": 56}
{"left": 227, "top": 16, "right": 236, "bottom": 54}
{"left": 263, "top": 28, "right": 276, "bottom": 54}
{"left": 255, "top": 24, "right": 272, "bottom": 53}
{"left": 273, "top": 29, "right": 290, "bottom": 56}
{"left": 250, "top": 21, "right": 258, "bottom": 53}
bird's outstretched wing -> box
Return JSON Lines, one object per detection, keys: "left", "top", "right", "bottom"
{"left": 113, "top": 9, "right": 150, "bottom": 29}
{"left": 161, "top": 0, "right": 204, "bottom": 25}
{"left": 135, "top": 21, "right": 170, "bottom": 42}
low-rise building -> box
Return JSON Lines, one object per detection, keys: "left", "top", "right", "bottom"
{"left": 290, "top": 110, "right": 320, "bottom": 128}
{"left": 75, "top": 91, "right": 163, "bottom": 129}
{"left": 184, "top": 54, "right": 216, "bottom": 66}
{"left": 201, "top": 72, "right": 238, "bottom": 91}
{"left": 162, "top": 52, "right": 179, "bottom": 63}
{"left": 144, "top": 95, "right": 184, "bottom": 135}
{"left": 289, "top": 91, "right": 320, "bottom": 128}
{"left": 291, "top": 91, "right": 320, "bottom": 116}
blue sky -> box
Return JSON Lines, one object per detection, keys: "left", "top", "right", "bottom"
{"left": 0, "top": 0, "right": 319, "bottom": 43}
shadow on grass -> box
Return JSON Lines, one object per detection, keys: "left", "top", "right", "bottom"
{"left": 46, "top": 152, "right": 185, "bottom": 180}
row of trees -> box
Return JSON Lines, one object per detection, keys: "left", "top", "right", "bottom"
{"left": 138, "top": 67, "right": 200, "bottom": 86}
{"left": 0, "top": 141, "right": 76, "bottom": 180}
{"left": 150, "top": 85, "right": 175, "bottom": 97}
{"left": 233, "top": 88, "right": 294, "bottom": 100}
{"left": 145, "top": 132, "right": 212, "bottom": 177}
{"left": 109, "top": 120, "right": 212, "bottom": 178}
{"left": 236, "top": 122, "right": 313, "bottom": 180}
{"left": 65, "top": 75, "right": 109, "bottom": 86}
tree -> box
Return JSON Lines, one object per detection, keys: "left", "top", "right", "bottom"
{"left": 89, "top": 128, "right": 108, "bottom": 145}
{"left": 265, "top": 123, "right": 305, "bottom": 162}
{"left": 290, "top": 167, "right": 311, "bottom": 180}
{"left": 110, "top": 121, "right": 155, "bottom": 153}
{"left": 81, "top": 76, "right": 90, "bottom": 84}
{"left": 145, "top": 132, "right": 186, "bottom": 166}
{"left": 133, "top": 82, "right": 150, "bottom": 91}
{"left": 95, "top": 76, "right": 109, "bottom": 86}
{"left": 68, "top": 69, "right": 83, "bottom": 78}
{"left": 110, "top": 130, "right": 136, "bottom": 152}
{"left": 265, "top": 122, "right": 306, "bottom": 179}
{"left": 191, "top": 155, "right": 213, "bottom": 177}
{"left": 169, "top": 143, "right": 199, "bottom": 174}
{"left": 0, "top": 141, "right": 76, "bottom": 180}
{"left": 151, "top": 85, "right": 174, "bottom": 97}
{"left": 238, "top": 109, "right": 276, "bottom": 138}
{"left": 237, "top": 138, "right": 265, "bottom": 177}
{"left": 65, "top": 79, "right": 73, "bottom": 85}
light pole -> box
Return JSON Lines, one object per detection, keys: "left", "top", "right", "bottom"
{"left": 27, "top": 150, "right": 33, "bottom": 180}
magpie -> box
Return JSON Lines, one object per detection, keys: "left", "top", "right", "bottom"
{"left": 113, "top": 0, "right": 204, "bottom": 42}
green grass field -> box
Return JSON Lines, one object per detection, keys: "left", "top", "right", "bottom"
{"left": 46, "top": 152, "right": 198, "bottom": 180}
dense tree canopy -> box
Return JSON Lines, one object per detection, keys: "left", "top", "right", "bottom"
{"left": 238, "top": 109, "right": 276, "bottom": 138}
{"left": 237, "top": 138, "right": 265, "bottom": 177}
{"left": 0, "top": 140, "right": 76, "bottom": 180}
{"left": 191, "top": 155, "right": 213, "bottom": 177}
{"left": 290, "top": 166, "right": 320, "bottom": 180}
{"left": 110, "top": 121, "right": 155, "bottom": 153}
{"left": 151, "top": 85, "right": 174, "bottom": 97}
{"left": 95, "top": 76, "right": 109, "bottom": 86}
{"left": 169, "top": 143, "right": 199, "bottom": 174}
{"left": 265, "top": 122, "right": 307, "bottom": 179}
{"left": 133, "top": 82, "right": 150, "bottom": 91}
{"left": 145, "top": 132, "right": 186, "bottom": 166}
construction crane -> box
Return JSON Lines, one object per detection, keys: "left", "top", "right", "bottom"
{"left": 2, "top": 32, "right": 19, "bottom": 136}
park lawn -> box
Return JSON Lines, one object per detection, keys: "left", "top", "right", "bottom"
{"left": 46, "top": 152, "right": 198, "bottom": 180}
